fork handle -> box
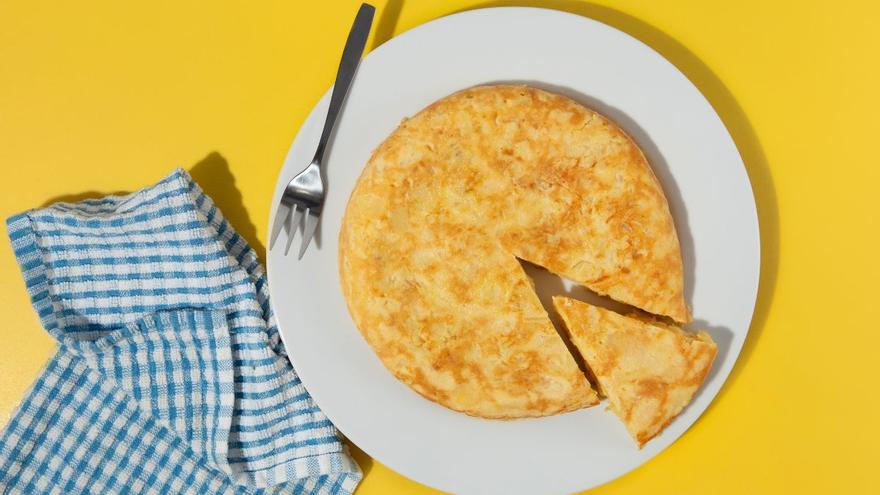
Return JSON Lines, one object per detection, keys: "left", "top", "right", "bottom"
{"left": 313, "top": 3, "right": 375, "bottom": 165}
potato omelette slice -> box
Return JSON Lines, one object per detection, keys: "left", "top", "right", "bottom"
{"left": 339, "top": 85, "right": 687, "bottom": 418}
{"left": 553, "top": 297, "right": 716, "bottom": 446}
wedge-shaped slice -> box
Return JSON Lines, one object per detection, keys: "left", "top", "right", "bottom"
{"left": 553, "top": 297, "right": 717, "bottom": 446}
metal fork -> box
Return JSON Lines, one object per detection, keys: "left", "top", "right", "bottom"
{"left": 270, "top": 3, "right": 375, "bottom": 259}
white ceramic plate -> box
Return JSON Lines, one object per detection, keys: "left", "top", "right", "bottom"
{"left": 267, "top": 7, "right": 759, "bottom": 494}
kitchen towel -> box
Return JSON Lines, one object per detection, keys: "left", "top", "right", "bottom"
{"left": 0, "top": 169, "right": 361, "bottom": 494}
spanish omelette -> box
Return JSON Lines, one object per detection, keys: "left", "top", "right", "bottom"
{"left": 339, "top": 85, "right": 687, "bottom": 418}
{"left": 553, "top": 297, "right": 717, "bottom": 446}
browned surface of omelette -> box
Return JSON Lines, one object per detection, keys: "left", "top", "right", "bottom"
{"left": 339, "top": 85, "right": 687, "bottom": 418}
{"left": 553, "top": 297, "right": 716, "bottom": 446}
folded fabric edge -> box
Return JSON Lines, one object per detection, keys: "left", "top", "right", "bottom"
{"left": 5, "top": 211, "right": 241, "bottom": 480}
{"left": 4, "top": 169, "right": 194, "bottom": 344}
{"left": 236, "top": 449, "right": 363, "bottom": 494}
{"left": 4, "top": 168, "right": 364, "bottom": 494}
{"left": 6, "top": 212, "right": 62, "bottom": 342}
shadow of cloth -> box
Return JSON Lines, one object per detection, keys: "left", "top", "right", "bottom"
{"left": 189, "top": 152, "right": 266, "bottom": 262}
{"left": 40, "top": 152, "right": 267, "bottom": 264}
{"left": 346, "top": 441, "right": 375, "bottom": 480}
{"left": 464, "top": 0, "right": 779, "bottom": 397}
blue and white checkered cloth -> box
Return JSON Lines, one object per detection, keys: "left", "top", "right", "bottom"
{"left": 0, "top": 169, "right": 361, "bottom": 494}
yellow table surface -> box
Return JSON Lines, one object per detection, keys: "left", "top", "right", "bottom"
{"left": 1, "top": 1, "right": 877, "bottom": 493}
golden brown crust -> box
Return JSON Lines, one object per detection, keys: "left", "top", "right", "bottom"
{"left": 553, "top": 297, "right": 717, "bottom": 446}
{"left": 339, "top": 85, "right": 687, "bottom": 418}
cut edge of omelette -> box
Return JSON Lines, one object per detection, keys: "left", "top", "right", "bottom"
{"left": 338, "top": 83, "right": 692, "bottom": 419}
{"left": 474, "top": 84, "right": 692, "bottom": 325}
{"left": 552, "top": 296, "right": 717, "bottom": 447}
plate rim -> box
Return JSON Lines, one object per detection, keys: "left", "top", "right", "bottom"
{"left": 267, "top": 6, "right": 760, "bottom": 494}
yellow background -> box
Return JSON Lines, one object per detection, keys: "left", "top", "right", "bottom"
{"left": 1, "top": 1, "right": 877, "bottom": 493}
